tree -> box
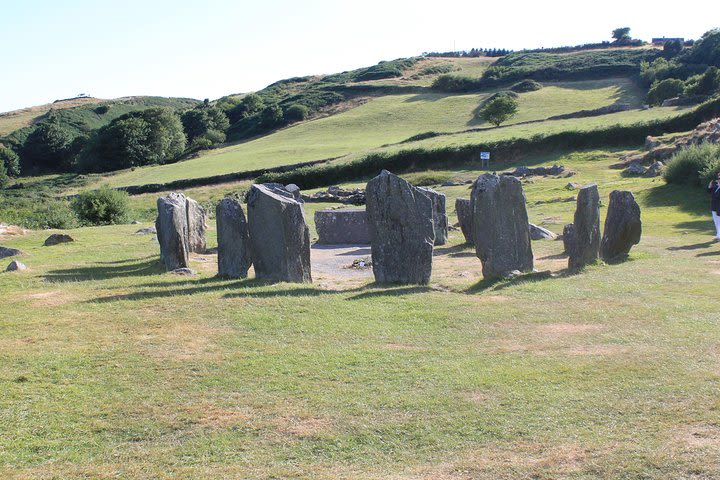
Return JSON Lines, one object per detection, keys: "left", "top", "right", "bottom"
{"left": 0, "top": 145, "right": 21, "bottom": 177}
{"left": 181, "top": 104, "right": 229, "bottom": 145}
{"left": 686, "top": 29, "right": 720, "bottom": 67}
{"left": 646, "top": 78, "right": 685, "bottom": 106}
{"left": 480, "top": 95, "right": 518, "bottom": 127}
{"left": 20, "top": 118, "right": 77, "bottom": 172}
{"left": 663, "top": 39, "right": 683, "bottom": 58}
{"left": 228, "top": 93, "right": 264, "bottom": 123}
{"left": 284, "top": 104, "right": 309, "bottom": 122}
{"left": 260, "top": 104, "right": 284, "bottom": 128}
{"left": 685, "top": 66, "right": 720, "bottom": 96}
{"left": 612, "top": 27, "right": 631, "bottom": 42}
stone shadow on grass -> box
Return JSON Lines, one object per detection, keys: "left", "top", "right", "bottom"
{"left": 667, "top": 240, "right": 717, "bottom": 251}
{"left": 697, "top": 250, "right": 720, "bottom": 257}
{"left": 465, "top": 270, "right": 563, "bottom": 294}
{"left": 643, "top": 183, "right": 708, "bottom": 218}
{"left": 45, "top": 257, "right": 164, "bottom": 282}
{"left": 433, "top": 244, "right": 473, "bottom": 257}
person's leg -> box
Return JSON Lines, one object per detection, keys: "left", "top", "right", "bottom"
{"left": 713, "top": 211, "right": 720, "bottom": 238}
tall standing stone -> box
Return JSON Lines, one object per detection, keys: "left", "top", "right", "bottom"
{"left": 471, "top": 174, "right": 533, "bottom": 280}
{"left": 156, "top": 193, "right": 190, "bottom": 271}
{"left": 455, "top": 198, "right": 473, "bottom": 244}
{"left": 366, "top": 170, "right": 435, "bottom": 284}
{"left": 600, "top": 190, "right": 642, "bottom": 261}
{"left": 186, "top": 197, "right": 207, "bottom": 254}
{"left": 216, "top": 197, "right": 252, "bottom": 278}
{"left": 568, "top": 184, "right": 601, "bottom": 271}
{"left": 247, "top": 184, "right": 311, "bottom": 283}
{"left": 418, "top": 187, "right": 448, "bottom": 246}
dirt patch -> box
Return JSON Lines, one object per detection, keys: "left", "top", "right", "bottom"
{"left": 537, "top": 323, "right": 604, "bottom": 335}
{"left": 274, "top": 416, "right": 334, "bottom": 439}
{"left": 311, "top": 245, "right": 374, "bottom": 289}
{"left": 677, "top": 424, "right": 720, "bottom": 449}
{"left": 24, "top": 291, "right": 77, "bottom": 307}
{"left": 196, "top": 406, "right": 257, "bottom": 428}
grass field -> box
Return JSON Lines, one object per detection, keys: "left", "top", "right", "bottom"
{"left": 99, "top": 78, "right": 662, "bottom": 189}
{"left": 2, "top": 150, "right": 720, "bottom": 478}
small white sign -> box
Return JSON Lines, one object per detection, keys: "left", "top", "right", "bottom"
{"left": 480, "top": 152, "right": 490, "bottom": 160}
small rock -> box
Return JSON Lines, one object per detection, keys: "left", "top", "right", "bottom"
{"left": 171, "top": 268, "right": 196, "bottom": 275}
{"left": 131, "top": 220, "right": 141, "bottom": 225}
{"left": 43, "top": 234, "right": 74, "bottom": 246}
{"left": 6, "top": 260, "right": 27, "bottom": 271}
{"left": 529, "top": 223, "right": 558, "bottom": 240}
{"left": 645, "top": 161, "right": 665, "bottom": 177}
{"left": 134, "top": 227, "right": 157, "bottom": 235}
{"left": 624, "top": 161, "right": 646, "bottom": 176}
{"left": 0, "top": 246, "right": 22, "bottom": 259}
{"left": 565, "top": 182, "right": 582, "bottom": 190}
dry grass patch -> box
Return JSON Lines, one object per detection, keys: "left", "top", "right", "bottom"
{"left": 23, "top": 290, "right": 77, "bottom": 307}
{"left": 134, "top": 321, "right": 230, "bottom": 362}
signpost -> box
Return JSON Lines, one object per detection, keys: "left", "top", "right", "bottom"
{"left": 480, "top": 151, "right": 490, "bottom": 169}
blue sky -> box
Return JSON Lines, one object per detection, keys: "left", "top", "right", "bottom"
{"left": 0, "top": 0, "right": 716, "bottom": 112}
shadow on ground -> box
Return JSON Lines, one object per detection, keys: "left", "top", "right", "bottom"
{"left": 45, "top": 257, "right": 164, "bottom": 282}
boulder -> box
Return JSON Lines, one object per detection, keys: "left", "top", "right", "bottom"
{"left": 417, "top": 186, "right": 448, "bottom": 246}
{"left": 156, "top": 193, "right": 190, "bottom": 271}
{"left": 216, "top": 197, "right": 252, "bottom": 278}
{"left": 6, "top": 260, "right": 27, "bottom": 272}
{"left": 366, "top": 170, "right": 434, "bottom": 284}
{"left": 0, "top": 246, "right": 22, "bottom": 259}
{"left": 568, "top": 184, "right": 601, "bottom": 271}
{"left": 285, "top": 184, "right": 303, "bottom": 203}
{"left": 600, "top": 190, "right": 642, "bottom": 262}
{"left": 562, "top": 224, "right": 575, "bottom": 254}
{"left": 565, "top": 182, "right": 582, "bottom": 190}
{"left": 624, "top": 161, "right": 646, "bottom": 176}
{"left": 186, "top": 197, "right": 207, "bottom": 254}
{"left": 645, "top": 135, "right": 660, "bottom": 150}
{"left": 471, "top": 174, "right": 533, "bottom": 280}
{"left": 455, "top": 198, "right": 473, "bottom": 244}
{"left": 645, "top": 161, "right": 665, "bottom": 177}
{"left": 529, "top": 223, "right": 557, "bottom": 240}
{"left": 314, "top": 208, "right": 371, "bottom": 244}
{"left": 247, "top": 184, "right": 311, "bottom": 283}
{"left": 43, "top": 234, "right": 74, "bottom": 246}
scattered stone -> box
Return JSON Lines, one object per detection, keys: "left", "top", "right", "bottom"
{"left": 302, "top": 186, "right": 366, "bottom": 205}
{"left": 247, "top": 184, "right": 312, "bottom": 283}
{"left": 171, "top": 267, "right": 196, "bottom": 276}
{"left": 134, "top": 227, "right": 156, "bottom": 235}
{"left": 645, "top": 135, "right": 660, "bottom": 150}
{"left": 565, "top": 182, "right": 582, "bottom": 190}
{"left": 562, "top": 224, "right": 575, "bottom": 254}
{"left": 624, "top": 161, "right": 646, "bottom": 176}
{"left": 186, "top": 197, "right": 207, "bottom": 254}
{"left": 660, "top": 95, "right": 705, "bottom": 107}
{"left": 600, "top": 190, "right": 642, "bottom": 262}
{"left": 529, "top": 223, "right": 557, "bottom": 240}
{"left": 440, "top": 180, "right": 465, "bottom": 187}
{"left": 6, "top": 260, "right": 27, "bottom": 272}
{"left": 455, "top": 198, "right": 473, "bottom": 245}
{"left": 156, "top": 193, "right": 190, "bottom": 271}
{"left": 503, "top": 164, "right": 566, "bottom": 177}
{"left": 471, "top": 174, "right": 533, "bottom": 280}
{"left": 417, "top": 186, "right": 448, "bottom": 246}
{"left": 645, "top": 161, "right": 665, "bottom": 177}
{"left": 0, "top": 224, "right": 27, "bottom": 237}
{"left": 348, "top": 257, "right": 372, "bottom": 269}
{"left": 216, "top": 197, "right": 253, "bottom": 279}
{"left": 366, "top": 170, "right": 434, "bottom": 284}
{"left": 314, "top": 208, "right": 371, "bottom": 244}
{"left": 568, "top": 184, "right": 601, "bottom": 271}
{"left": 131, "top": 220, "right": 141, "bottom": 225}
{"left": 0, "top": 246, "right": 22, "bottom": 259}
{"left": 43, "top": 234, "right": 74, "bottom": 246}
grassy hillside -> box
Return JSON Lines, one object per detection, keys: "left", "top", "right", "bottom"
{"left": 101, "top": 78, "right": 652, "bottom": 188}
{"left": 2, "top": 150, "right": 720, "bottom": 478}
{"left": 0, "top": 97, "right": 104, "bottom": 137}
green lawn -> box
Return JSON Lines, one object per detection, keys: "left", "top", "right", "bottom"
{"left": 100, "top": 78, "right": 653, "bottom": 189}
{"left": 2, "top": 150, "right": 719, "bottom": 478}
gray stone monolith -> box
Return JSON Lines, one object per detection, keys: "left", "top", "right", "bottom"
{"left": 455, "top": 198, "right": 473, "bottom": 244}
{"left": 562, "top": 224, "right": 575, "bottom": 254}
{"left": 216, "top": 197, "right": 252, "bottom": 278}
{"left": 186, "top": 197, "right": 207, "bottom": 254}
{"left": 366, "top": 170, "right": 435, "bottom": 284}
{"left": 568, "top": 184, "right": 601, "bottom": 271}
{"left": 314, "top": 209, "right": 370, "bottom": 244}
{"left": 156, "top": 193, "right": 190, "bottom": 271}
{"left": 418, "top": 187, "right": 448, "bottom": 246}
{"left": 471, "top": 174, "right": 533, "bottom": 280}
{"left": 600, "top": 190, "right": 642, "bottom": 262}
{"left": 247, "top": 184, "right": 311, "bottom": 283}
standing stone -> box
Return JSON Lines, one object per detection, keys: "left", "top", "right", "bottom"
{"left": 247, "top": 184, "right": 311, "bottom": 283}
{"left": 216, "top": 197, "right": 252, "bottom": 278}
{"left": 568, "top": 184, "right": 601, "bottom": 271}
{"left": 471, "top": 174, "right": 533, "bottom": 280}
{"left": 314, "top": 209, "right": 371, "bottom": 244}
{"left": 156, "top": 193, "right": 190, "bottom": 271}
{"left": 418, "top": 187, "right": 448, "bottom": 246}
{"left": 600, "top": 190, "right": 642, "bottom": 261}
{"left": 366, "top": 170, "right": 435, "bottom": 284}
{"left": 562, "top": 224, "right": 575, "bottom": 254}
{"left": 455, "top": 198, "right": 473, "bottom": 244}
{"left": 186, "top": 197, "right": 207, "bottom": 254}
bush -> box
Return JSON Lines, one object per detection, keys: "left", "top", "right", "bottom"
{"left": 72, "top": 186, "right": 130, "bottom": 225}
{"left": 664, "top": 143, "right": 720, "bottom": 186}
{"left": 0, "top": 145, "right": 20, "bottom": 176}
{"left": 431, "top": 74, "right": 483, "bottom": 92}
{"left": 20, "top": 118, "right": 78, "bottom": 173}
{"left": 260, "top": 104, "right": 284, "bottom": 128}
{"left": 285, "top": 104, "right": 309, "bottom": 122}
{"left": 0, "top": 158, "right": 8, "bottom": 188}
{"left": 684, "top": 66, "right": 720, "bottom": 96}
{"left": 646, "top": 78, "right": 685, "bottom": 106}
{"left": 32, "top": 200, "right": 79, "bottom": 229}
{"left": 94, "top": 105, "right": 110, "bottom": 114}
{"left": 510, "top": 79, "right": 542, "bottom": 92}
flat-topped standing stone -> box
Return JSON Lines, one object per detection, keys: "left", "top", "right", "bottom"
{"left": 471, "top": 174, "right": 533, "bottom": 280}
{"left": 568, "top": 184, "right": 601, "bottom": 271}
{"left": 417, "top": 187, "right": 448, "bottom": 246}
{"left": 247, "top": 184, "right": 311, "bottom": 283}
{"left": 186, "top": 197, "right": 207, "bottom": 254}
{"left": 455, "top": 198, "right": 473, "bottom": 244}
{"left": 366, "top": 170, "right": 435, "bottom": 284}
{"left": 216, "top": 197, "right": 253, "bottom": 278}
{"left": 601, "top": 190, "right": 642, "bottom": 262}
{"left": 314, "top": 209, "right": 370, "bottom": 244}
{"left": 156, "top": 193, "right": 190, "bottom": 271}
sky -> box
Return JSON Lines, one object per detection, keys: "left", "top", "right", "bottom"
{"left": 0, "top": 0, "right": 717, "bottom": 113}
